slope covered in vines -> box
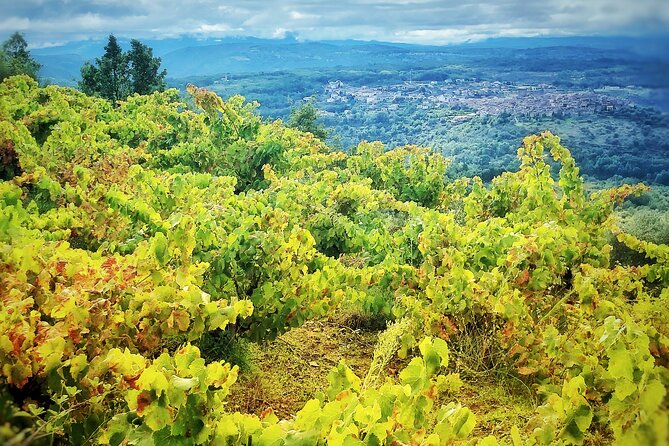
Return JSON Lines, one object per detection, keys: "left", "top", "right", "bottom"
{"left": 0, "top": 75, "right": 667, "bottom": 445}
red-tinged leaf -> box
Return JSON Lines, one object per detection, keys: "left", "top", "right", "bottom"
{"left": 515, "top": 352, "right": 529, "bottom": 367}
{"left": 501, "top": 322, "right": 516, "bottom": 339}
{"left": 10, "top": 332, "right": 26, "bottom": 356}
{"left": 260, "top": 407, "right": 277, "bottom": 422}
{"left": 136, "top": 391, "right": 152, "bottom": 415}
{"left": 122, "top": 266, "right": 137, "bottom": 283}
{"left": 423, "top": 384, "right": 437, "bottom": 400}
{"left": 56, "top": 260, "right": 67, "bottom": 275}
{"left": 509, "top": 344, "right": 525, "bottom": 357}
{"left": 68, "top": 328, "right": 82, "bottom": 344}
{"left": 649, "top": 342, "right": 660, "bottom": 357}
{"left": 336, "top": 390, "right": 351, "bottom": 401}
{"left": 441, "top": 316, "right": 458, "bottom": 335}
{"left": 9, "top": 363, "right": 32, "bottom": 388}
{"left": 101, "top": 257, "right": 117, "bottom": 269}
{"left": 124, "top": 373, "right": 142, "bottom": 390}
{"left": 171, "top": 310, "right": 190, "bottom": 331}
{"left": 515, "top": 269, "right": 530, "bottom": 286}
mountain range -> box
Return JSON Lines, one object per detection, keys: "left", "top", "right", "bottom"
{"left": 31, "top": 35, "right": 669, "bottom": 86}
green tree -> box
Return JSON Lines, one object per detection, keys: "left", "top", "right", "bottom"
{"left": 288, "top": 98, "right": 329, "bottom": 140}
{"left": 128, "top": 39, "right": 166, "bottom": 95}
{"left": 79, "top": 61, "right": 99, "bottom": 96}
{"left": 79, "top": 34, "right": 165, "bottom": 104}
{"left": 98, "top": 35, "right": 130, "bottom": 103}
{"left": 0, "top": 32, "right": 41, "bottom": 81}
{"left": 0, "top": 51, "right": 10, "bottom": 81}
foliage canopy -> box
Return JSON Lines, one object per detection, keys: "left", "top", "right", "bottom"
{"left": 0, "top": 75, "right": 667, "bottom": 445}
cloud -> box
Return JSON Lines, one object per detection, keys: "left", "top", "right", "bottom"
{"left": 289, "top": 11, "right": 321, "bottom": 21}
{"left": 0, "top": 0, "right": 667, "bottom": 47}
{"left": 195, "top": 23, "right": 234, "bottom": 34}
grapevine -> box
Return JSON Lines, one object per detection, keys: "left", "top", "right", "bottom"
{"left": 0, "top": 75, "right": 667, "bottom": 445}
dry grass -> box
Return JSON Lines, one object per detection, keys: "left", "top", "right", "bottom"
{"left": 453, "top": 376, "right": 536, "bottom": 439}
{"left": 225, "top": 318, "right": 377, "bottom": 418}
{"left": 222, "top": 316, "right": 616, "bottom": 445}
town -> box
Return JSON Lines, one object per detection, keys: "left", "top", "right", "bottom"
{"left": 322, "top": 78, "right": 631, "bottom": 121}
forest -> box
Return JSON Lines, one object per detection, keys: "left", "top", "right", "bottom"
{"left": 0, "top": 75, "right": 668, "bottom": 445}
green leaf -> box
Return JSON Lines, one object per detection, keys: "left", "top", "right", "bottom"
{"left": 572, "top": 404, "right": 593, "bottom": 433}
{"left": 137, "top": 367, "right": 170, "bottom": 396}
{"left": 419, "top": 337, "right": 446, "bottom": 376}
{"left": 399, "top": 357, "right": 426, "bottom": 393}
{"left": 353, "top": 402, "right": 381, "bottom": 426}
{"left": 479, "top": 436, "right": 500, "bottom": 446}
{"left": 607, "top": 348, "right": 634, "bottom": 382}
{"left": 152, "top": 232, "right": 169, "bottom": 266}
{"left": 614, "top": 379, "right": 637, "bottom": 401}
{"left": 144, "top": 405, "right": 172, "bottom": 431}
{"left": 640, "top": 379, "right": 666, "bottom": 414}
{"left": 326, "top": 361, "right": 361, "bottom": 400}
{"left": 294, "top": 398, "right": 322, "bottom": 430}
{"left": 511, "top": 425, "right": 523, "bottom": 446}
{"left": 562, "top": 417, "right": 586, "bottom": 444}
{"left": 170, "top": 375, "right": 199, "bottom": 391}
{"left": 256, "top": 424, "right": 285, "bottom": 446}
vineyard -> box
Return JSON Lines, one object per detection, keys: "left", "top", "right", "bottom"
{"left": 0, "top": 75, "right": 667, "bottom": 445}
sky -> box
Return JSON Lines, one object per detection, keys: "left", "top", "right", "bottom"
{"left": 1, "top": 0, "right": 668, "bottom": 48}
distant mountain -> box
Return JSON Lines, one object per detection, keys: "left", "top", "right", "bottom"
{"left": 31, "top": 36, "right": 429, "bottom": 83}
{"left": 31, "top": 35, "right": 669, "bottom": 86}
{"left": 36, "top": 54, "right": 85, "bottom": 86}
{"left": 32, "top": 36, "right": 233, "bottom": 58}
{"left": 464, "top": 35, "right": 669, "bottom": 57}
{"left": 159, "top": 41, "right": 418, "bottom": 78}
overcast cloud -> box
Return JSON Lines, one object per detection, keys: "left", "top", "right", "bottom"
{"left": 1, "top": 0, "right": 667, "bottom": 47}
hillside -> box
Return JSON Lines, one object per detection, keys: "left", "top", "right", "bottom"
{"left": 158, "top": 38, "right": 669, "bottom": 186}
{"left": 0, "top": 76, "right": 668, "bottom": 445}
{"left": 31, "top": 36, "right": 669, "bottom": 188}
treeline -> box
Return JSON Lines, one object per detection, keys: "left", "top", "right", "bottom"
{"left": 0, "top": 33, "right": 41, "bottom": 81}
{"left": 1, "top": 32, "right": 167, "bottom": 104}
{"left": 79, "top": 35, "right": 166, "bottom": 103}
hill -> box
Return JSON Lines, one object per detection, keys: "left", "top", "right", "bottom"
{"left": 0, "top": 76, "right": 668, "bottom": 445}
